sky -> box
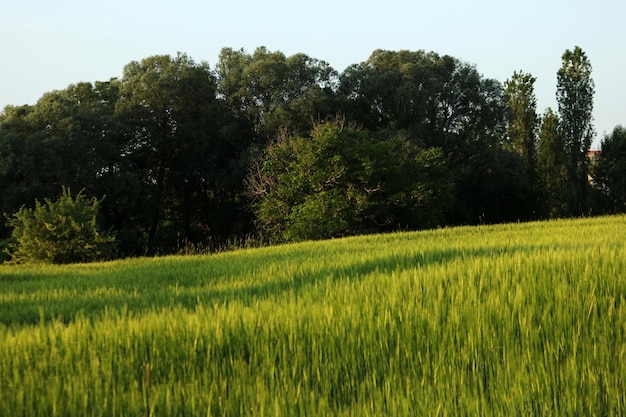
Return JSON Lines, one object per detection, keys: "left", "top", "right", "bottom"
{"left": 2, "top": 0, "right": 625, "bottom": 148}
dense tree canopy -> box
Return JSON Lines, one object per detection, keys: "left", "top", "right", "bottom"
{"left": 336, "top": 49, "right": 516, "bottom": 224}
{"left": 116, "top": 53, "right": 225, "bottom": 253}
{"left": 0, "top": 45, "right": 619, "bottom": 260}
{"left": 338, "top": 50, "right": 506, "bottom": 160}
{"left": 216, "top": 47, "right": 339, "bottom": 142}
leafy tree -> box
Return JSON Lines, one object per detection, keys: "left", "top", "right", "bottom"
{"left": 504, "top": 71, "right": 539, "bottom": 174}
{"left": 592, "top": 126, "right": 626, "bottom": 212}
{"left": 337, "top": 49, "right": 510, "bottom": 225}
{"left": 4, "top": 187, "right": 117, "bottom": 264}
{"left": 248, "top": 119, "right": 452, "bottom": 242}
{"left": 1, "top": 53, "right": 253, "bottom": 256}
{"left": 502, "top": 71, "right": 543, "bottom": 217}
{"left": 338, "top": 49, "right": 506, "bottom": 163}
{"left": 0, "top": 103, "right": 72, "bottom": 214}
{"left": 116, "top": 53, "right": 227, "bottom": 254}
{"left": 537, "top": 108, "right": 570, "bottom": 217}
{"left": 0, "top": 80, "right": 145, "bottom": 255}
{"left": 0, "top": 106, "right": 43, "bottom": 217}
{"left": 216, "top": 47, "right": 339, "bottom": 142}
{"left": 2, "top": 46, "right": 608, "bottom": 254}
{"left": 557, "top": 46, "right": 595, "bottom": 215}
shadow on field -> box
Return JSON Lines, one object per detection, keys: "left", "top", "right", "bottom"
{"left": 2, "top": 242, "right": 544, "bottom": 327}
{"left": 183, "top": 240, "right": 563, "bottom": 312}
{"left": 210, "top": 243, "right": 521, "bottom": 301}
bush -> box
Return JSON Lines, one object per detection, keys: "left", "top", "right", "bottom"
{"left": 248, "top": 119, "right": 453, "bottom": 242}
{"left": 4, "top": 187, "right": 117, "bottom": 264}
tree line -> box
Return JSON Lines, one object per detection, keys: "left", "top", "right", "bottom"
{"left": 1, "top": 46, "right": 625, "bottom": 261}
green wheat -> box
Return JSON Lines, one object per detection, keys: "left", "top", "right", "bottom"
{"left": 1, "top": 215, "right": 625, "bottom": 416}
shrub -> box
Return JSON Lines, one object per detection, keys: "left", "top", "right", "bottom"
{"left": 4, "top": 187, "right": 117, "bottom": 264}
{"left": 248, "top": 119, "right": 453, "bottom": 242}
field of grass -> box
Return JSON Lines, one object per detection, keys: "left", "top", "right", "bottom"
{"left": 1, "top": 215, "right": 625, "bottom": 416}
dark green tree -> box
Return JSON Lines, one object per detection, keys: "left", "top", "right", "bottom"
{"left": 592, "top": 126, "right": 626, "bottom": 212}
{"left": 556, "top": 46, "right": 595, "bottom": 215}
{"left": 0, "top": 80, "right": 148, "bottom": 255}
{"left": 34, "top": 81, "right": 140, "bottom": 247}
{"left": 337, "top": 49, "right": 506, "bottom": 163}
{"left": 337, "top": 49, "right": 512, "bottom": 224}
{"left": 1, "top": 53, "right": 257, "bottom": 256}
{"left": 0, "top": 105, "right": 49, "bottom": 218}
{"left": 4, "top": 187, "right": 117, "bottom": 264}
{"left": 116, "top": 53, "right": 228, "bottom": 254}
{"left": 504, "top": 71, "right": 539, "bottom": 174}
{"left": 503, "top": 71, "right": 543, "bottom": 217}
{"left": 216, "top": 47, "right": 339, "bottom": 142}
{"left": 537, "top": 108, "right": 570, "bottom": 217}
{"left": 248, "top": 119, "right": 452, "bottom": 242}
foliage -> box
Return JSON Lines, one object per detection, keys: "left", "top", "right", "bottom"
{"left": 248, "top": 119, "right": 452, "bottom": 241}
{"left": 504, "top": 70, "right": 539, "bottom": 172}
{"left": 113, "top": 52, "right": 253, "bottom": 254}
{"left": 116, "top": 53, "right": 223, "bottom": 254}
{"left": 216, "top": 46, "right": 339, "bottom": 141}
{"left": 452, "top": 146, "right": 538, "bottom": 224}
{"left": 593, "top": 125, "right": 626, "bottom": 212}
{"left": 537, "top": 108, "right": 570, "bottom": 217}
{"left": 338, "top": 49, "right": 506, "bottom": 160}
{"left": 338, "top": 49, "right": 511, "bottom": 225}
{"left": 0, "top": 46, "right": 616, "bottom": 257}
{"left": 4, "top": 187, "right": 117, "bottom": 264}
{"left": 0, "top": 80, "right": 144, "bottom": 255}
{"left": 1, "top": 216, "right": 625, "bottom": 415}
{"left": 557, "top": 46, "right": 595, "bottom": 215}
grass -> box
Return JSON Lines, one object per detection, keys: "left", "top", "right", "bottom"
{"left": 1, "top": 215, "right": 625, "bottom": 416}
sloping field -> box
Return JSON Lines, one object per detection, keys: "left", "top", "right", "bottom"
{"left": 1, "top": 215, "right": 625, "bottom": 416}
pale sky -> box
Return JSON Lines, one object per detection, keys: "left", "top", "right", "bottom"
{"left": 2, "top": 0, "right": 624, "bottom": 147}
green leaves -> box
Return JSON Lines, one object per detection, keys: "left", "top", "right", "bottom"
{"left": 5, "top": 187, "right": 117, "bottom": 264}
{"left": 216, "top": 47, "right": 339, "bottom": 140}
{"left": 556, "top": 46, "right": 595, "bottom": 215}
{"left": 249, "top": 120, "right": 452, "bottom": 242}
{"left": 504, "top": 71, "right": 538, "bottom": 165}
{"left": 0, "top": 47, "right": 612, "bottom": 257}
{"left": 593, "top": 126, "right": 626, "bottom": 211}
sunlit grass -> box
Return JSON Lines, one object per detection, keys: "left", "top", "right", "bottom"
{"left": 1, "top": 215, "right": 625, "bottom": 415}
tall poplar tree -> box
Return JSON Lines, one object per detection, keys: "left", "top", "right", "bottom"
{"left": 556, "top": 46, "right": 595, "bottom": 215}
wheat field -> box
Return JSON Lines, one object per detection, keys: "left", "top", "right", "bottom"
{"left": 1, "top": 215, "right": 625, "bottom": 416}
